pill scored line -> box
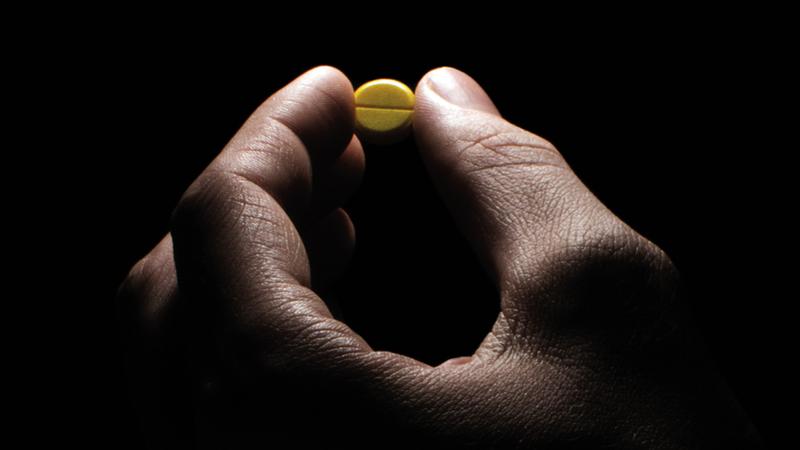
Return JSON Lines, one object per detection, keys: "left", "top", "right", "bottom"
{"left": 355, "top": 106, "right": 414, "bottom": 112}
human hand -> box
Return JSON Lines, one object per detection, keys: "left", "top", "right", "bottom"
{"left": 118, "top": 66, "right": 762, "bottom": 449}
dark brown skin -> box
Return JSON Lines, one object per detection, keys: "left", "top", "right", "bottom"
{"left": 118, "top": 66, "right": 763, "bottom": 449}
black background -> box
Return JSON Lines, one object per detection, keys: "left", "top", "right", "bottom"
{"left": 44, "top": 26, "right": 788, "bottom": 448}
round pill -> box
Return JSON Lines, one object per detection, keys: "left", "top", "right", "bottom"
{"left": 354, "top": 79, "right": 415, "bottom": 145}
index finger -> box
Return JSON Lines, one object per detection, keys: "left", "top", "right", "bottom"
{"left": 170, "top": 66, "right": 425, "bottom": 376}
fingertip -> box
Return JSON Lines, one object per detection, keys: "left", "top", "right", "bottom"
{"left": 338, "top": 134, "right": 366, "bottom": 180}
{"left": 330, "top": 207, "right": 356, "bottom": 244}
{"left": 306, "top": 208, "right": 356, "bottom": 290}
{"left": 415, "top": 67, "right": 500, "bottom": 117}
{"left": 413, "top": 67, "right": 503, "bottom": 167}
{"left": 302, "top": 65, "right": 355, "bottom": 105}
{"left": 335, "top": 135, "right": 366, "bottom": 192}
{"left": 263, "top": 65, "right": 356, "bottom": 166}
{"left": 310, "top": 207, "right": 356, "bottom": 254}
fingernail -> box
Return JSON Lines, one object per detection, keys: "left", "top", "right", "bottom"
{"left": 425, "top": 67, "right": 499, "bottom": 115}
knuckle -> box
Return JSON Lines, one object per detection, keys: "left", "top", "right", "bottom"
{"left": 509, "top": 219, "right": 681, "bottom": 340}
{"left": 559, "top": 228, "right": 686, "bottom": 353}
{"left": 172, "top": 119, "right": 311, "bottom": 236}
{"left": 557, "top": 222, "right": 679, "bottom": 308}
{"left": 170, "top": 170, "right": 245, "bottom": 238}
{"left": 171, "top": 169, "right": 304, "bottom": 271}
{"left": 574, "top": 226, "right": 677, "bottom": 297}
{"left": 223, "top": 116, "right": 312, "bottom": 204}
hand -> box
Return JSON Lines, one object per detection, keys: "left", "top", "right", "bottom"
{"left": 118, "top": 66, "right": 762, "bottom": 449}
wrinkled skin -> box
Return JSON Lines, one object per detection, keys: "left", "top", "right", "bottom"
{"left": 118, "top": 67, "right": 762, "bottom": 449}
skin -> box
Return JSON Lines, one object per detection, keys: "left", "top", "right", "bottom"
{"left": 117, "top": 66, "right": 763, "bottom": 449}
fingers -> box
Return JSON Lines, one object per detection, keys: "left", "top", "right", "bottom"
{"left": 304, "top": 137, "right": 365, "bottom": 291}
{"left": 170, "top": 66, "right": 417, "bottom": 377}
{"left": 172, "top": 65, "right": 352, "bottom": 353}
{"left": 119, "top": 68, "right": 366, "bottom": 444}
{"left": 118, "top": 235, "right": 177, "bottom": 339}
{"left": 414, "top": 68, "right": 648, "bottom": 321}
{"left": 117, "top": 235, "right": 193, "bottom": 447}
{"left": 207, "top": 67, "right": 356, "bottom": 219}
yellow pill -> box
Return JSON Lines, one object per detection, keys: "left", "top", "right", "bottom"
{"left": 354, "top": 79, "right": 415, "bottom": 145}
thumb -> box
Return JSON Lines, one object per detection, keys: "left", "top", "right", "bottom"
{"left": 414, "top": 67, "right": 620, "bottom": 297}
